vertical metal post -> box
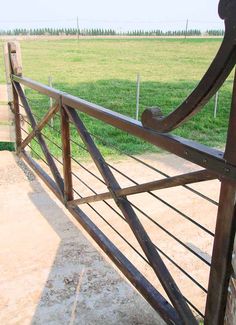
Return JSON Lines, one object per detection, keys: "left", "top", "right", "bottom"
{"left": 136, "top": 73, "right": 141, "bottom": 120}
{"left": 214, "top": 91, "right": 219, "bottom": 118}
{"left": 60, "top": 102, "right": 73, "bottom": 203}
{"left": 205, "top": 70, "right": 236, "bottom": 325}
{"left": 48, "top": 76, "right": 54, "bottom": 127}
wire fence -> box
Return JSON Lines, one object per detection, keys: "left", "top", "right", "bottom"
{"left": 18, "top": 85, "right": 220, "bottom": 319}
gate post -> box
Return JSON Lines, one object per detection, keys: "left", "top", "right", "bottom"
{"left": 225, "top": 237, "right": 236, "bottom": 324}
{"left": 205, "top": 69, "right": 236, "bottom": 324}
{"left": 5, "top": 42, "right": 23, "bottom": 152}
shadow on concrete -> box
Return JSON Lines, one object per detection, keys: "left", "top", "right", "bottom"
{"left": 16, "top": 158, "right": 164, "bottom": 325}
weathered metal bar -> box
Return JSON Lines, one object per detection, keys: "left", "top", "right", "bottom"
{"left": 11, "top": 75, "right": 236, "bottom": 181}
{"left": 12, "top": 76, "right": 61, "bottom": 99}
{"left": 205, "top": 69, "right": 236, "bottom": 325}
{"left": 18, "top": 103, "right": 59, "bottom": 153}
{"left": 60, "top": 105, "right": 73, "bottom": 202}
{"left": 68, "top": 169, "right": 216, "bottom": 206}
{"left": 21, "top": 150, "right": 181, "bottom": 325}
{"left": 65, "top": 105, "right": 197, "bottom": 324}
{"left": 13, "top": 81, "right": 64, "bottom": 197}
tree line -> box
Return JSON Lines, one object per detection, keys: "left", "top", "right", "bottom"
{"left": 0, "top": 28, "right": 224, "bottom": 37}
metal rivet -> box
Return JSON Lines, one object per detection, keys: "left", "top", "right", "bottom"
{"left": 225, "top": 168, "right": 230, "bottom": 173}
{"left": 184, "top": 151, "right": 188, "bottom": 156}
{"left": 203, "top": 159, "right": 207, "bottom": 164}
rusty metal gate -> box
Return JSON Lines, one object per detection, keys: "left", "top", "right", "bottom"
{"left": 5, "top": 1, "right": 236, "bottom": 324}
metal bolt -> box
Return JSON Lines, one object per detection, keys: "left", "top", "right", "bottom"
{"left": 184, "top": 151, "right": 188, "bottom": 156}
{"left": 225, "top": 168, "right": 230, "bottom": 173}
{"left": 203, "top": 159, "right": 207, "bottom": 164}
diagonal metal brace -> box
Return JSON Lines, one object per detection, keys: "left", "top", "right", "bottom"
{"left": 13, "top": 81, "right": 64, "bottom": 197}
{"left": 17, "top": 103, "right": 59, "bottom": 154}
{"left": 64, "top": 104, "right": 198, "bottom": 325}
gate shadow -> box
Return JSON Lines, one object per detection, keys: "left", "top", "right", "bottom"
{"left": 18, "top": 159, "right": 164, "bottom": 325}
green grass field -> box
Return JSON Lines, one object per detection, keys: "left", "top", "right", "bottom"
{"left": 0, "top": 38, "right": 233, "bottom": 157}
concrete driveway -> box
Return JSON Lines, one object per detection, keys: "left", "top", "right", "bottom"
{"left": 0, "top": 151, "right": 165, "bottom": 325}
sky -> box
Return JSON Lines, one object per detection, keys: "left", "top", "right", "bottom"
{"left": 0, "top": 0, "right": 224, "bottom": 32}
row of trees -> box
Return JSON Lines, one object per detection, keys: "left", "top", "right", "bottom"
{"left": 126, "top": 29, "right": 202, "bottom": 36}
{"left": 206, "top": 29, "right": 224, "bottom": 36}
{"left": 0, "top": 28, "right": 224, "bottom": 37}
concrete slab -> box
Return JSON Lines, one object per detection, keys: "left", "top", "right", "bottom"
{"left": 0, "top": 151, "right": 165, "bottom": 325}
{"left": 0, "top": 85, "right": 8, "bottom": 102}
{"left": 0, "top": 86, "right": 15, "bottom": 143}
{"left": 0, "top": 125, "right": 15, "bottom": 142}
{"left": 0, "top": 105, "right": 13, "bottom": 122}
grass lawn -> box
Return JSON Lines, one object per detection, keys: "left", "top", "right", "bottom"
{"left": 0, "top": 142, "right": 15, "bottom": 151}
{"left": 0, "top": 38, "right": 233, "bottom": 158}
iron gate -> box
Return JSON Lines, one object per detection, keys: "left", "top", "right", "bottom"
{"left": 5, "top": 1, "right": 236, "bottom": 323}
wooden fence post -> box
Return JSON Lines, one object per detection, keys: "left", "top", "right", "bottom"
{"left": 6, "top": 42, "right": 23, "bottom": 151}
{"left": 4, "top": 43, "right": 13, "bottom": 104}
{"left": 4, "top": 41, "right": 23, "bottom": 102}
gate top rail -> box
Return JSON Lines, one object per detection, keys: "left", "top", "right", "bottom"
{"left": 12, "top": 74, "right": 236, "bottom": 182}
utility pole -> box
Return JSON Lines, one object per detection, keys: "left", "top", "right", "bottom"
{"left": 185, "top": 19, "right": 189, "bottom": 39}
{"left": 76, "top": 16, "right": 79, "bottom": 41}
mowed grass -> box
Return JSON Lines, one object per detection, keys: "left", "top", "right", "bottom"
{"left": 0, "top": 38, "right": 233, "bottom": 158}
